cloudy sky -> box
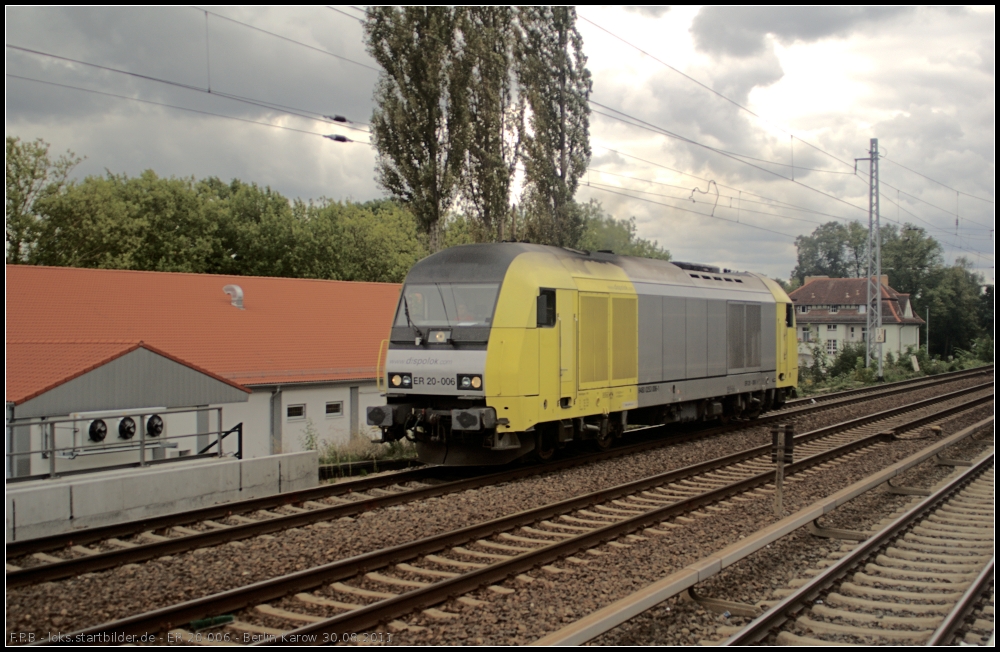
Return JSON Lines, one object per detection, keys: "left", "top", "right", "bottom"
{"left": 5, "top": 6, "right": 995, "bottom": 282}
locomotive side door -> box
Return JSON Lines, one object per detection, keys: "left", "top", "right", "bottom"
{"left": 556, "top": 288, "right": 578, "bottom": 407}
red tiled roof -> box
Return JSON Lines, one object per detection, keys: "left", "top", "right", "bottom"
{"left": 789, "top": 277, "right": 924, "bottom": 326}
{"left": 6, "top": 340, "right": 249, "bottom": 405}
{"left": 6, "top": 266, "right": 401, "bottom": 390}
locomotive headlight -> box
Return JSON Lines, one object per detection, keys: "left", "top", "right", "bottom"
{"left": 389, "top": 373, "right": 412, "bottom": 388}
{"left": 457, "top": 374, "right": 483, "bottom": 391}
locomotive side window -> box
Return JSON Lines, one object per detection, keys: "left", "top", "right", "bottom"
{"left": 785, "top": 303, "right": 794, "bottom": 327}
{"left": 537, "top": 289, "right": 556, "bottom": 327}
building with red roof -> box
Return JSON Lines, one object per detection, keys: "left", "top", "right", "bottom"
{"left": 6, "top": 265, "right": 401, "bottom": 462}
{"left": 788, "top": 275, "right": 925, "bottom": 366}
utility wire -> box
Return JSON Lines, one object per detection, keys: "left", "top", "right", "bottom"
{"left": 582, "top": 182, "right": 798, "bottom": 240}
{"left": 588, "top": 174, "right": 827, "bottom": 226}
{"left": 590, "top": 102, "right": 871, "bottom": 216}
{"left": 586, "top": 166, "right": 848, "bottom": 226}
{"left": 6, "top": 74, "right": 375, "bottom": 143}
{"left": 579, "top": 12, "right": 994, "bottom": 240}
{"left": 877, "top": 190, "right": 994, "bottom": 261}
{"left": 326, "top": 6, "right": 364, "bottom": 23}
{"left": 193, "top": 6, "right": 379, "bottom": 73}
{"left": 6, "top": 44, "right": 371, "bottom": 133}
{"left": 883, "top": 157, "right": 995, "bottom": 204}
{"left": 577, "top": 13, "right": 861, "bottom": 173}
{"left": 593, "top": 144, "right": 858, "bottom": 223}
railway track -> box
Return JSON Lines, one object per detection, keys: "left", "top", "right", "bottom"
{"left": 724, "top": 453, "right": 994, "bottom": 646}
{"left": 6, "top": 370, "right": 992, "bottom": 587}
{"left": 781, "top": 365, "right": 993, "bottom": 410}
{"left": 40, "top": 382, "right": 992, "bottom": 643}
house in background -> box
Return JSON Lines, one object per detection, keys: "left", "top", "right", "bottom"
{"left": 6, "top": 265, "right": 401, "bottom": 468}
{"left": 789, "top": 275, "right": 925, "bottom": 367}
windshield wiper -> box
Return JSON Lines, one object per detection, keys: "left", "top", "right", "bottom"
{"left": 403, "top": 294, "right": 423, "bottom": 345}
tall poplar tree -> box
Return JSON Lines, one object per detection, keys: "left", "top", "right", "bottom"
{"left": 460, "top": 7, "right": 523, "bottom": 241}
{"left": 517, "top": 7, "right": 592, "bottom": 247}
{"left": 364, "top": 7, "right": 469, "bottom": 251}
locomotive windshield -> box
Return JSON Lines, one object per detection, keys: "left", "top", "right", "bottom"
{"left": 394, "top": 283, "right": 500, "bottom": 328}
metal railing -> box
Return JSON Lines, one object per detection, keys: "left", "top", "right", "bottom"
{"left": 5, "top": 406, "right": 242, "bottom": 483}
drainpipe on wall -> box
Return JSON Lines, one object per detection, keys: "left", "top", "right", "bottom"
{"left": 350, "top": 386, "right": 359, "bottom": 438}
{"left": 269, "top": 387, "right": 282, "bottom": 455}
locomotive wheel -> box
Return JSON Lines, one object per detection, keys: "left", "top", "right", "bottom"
{"left": 535, "top": 430, "right": 557, "bottom": 461}
{"left": 595, "top": 420, "right": 623, "bottom": 451}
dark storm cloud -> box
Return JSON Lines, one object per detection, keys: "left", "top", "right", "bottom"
{"left": 690, "top": 7, "right": 913, "bottom": 58}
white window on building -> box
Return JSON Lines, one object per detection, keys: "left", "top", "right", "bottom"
{"left": 861, "top": 327, "right": 867, "bottom": 341}
{"left": 798, "top": 305, "right": 809, "bottom": 314}
{"left": 325, "top": 401, "right": 344, "bottom": 418}
{"left": 826, "top": 324, "right": 837, "bottom": 332}
{"left": 801, "top": 327, "right": 811, "bottom": 342}
{"left": 826, "top": 339, "right": 838, "bottom": 355}
{"left": 830, "top": 305, "right": 839, "bottom": 314}
{"left": 858, "top": 305, "right": 867, "bottom": 314}
{"left": 287, "top": 404, "right": 306, "bottom": 420}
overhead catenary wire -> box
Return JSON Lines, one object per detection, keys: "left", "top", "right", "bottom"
{"left": 6, "top": 74, "right": 371, "bottom": 144}
{"left": 326, "top": 6, "right": 364, "bottom": 23}
{"left": 582, "top": 182, "right": 798, "bottom": 240}
{"left": 586, "top": 175, "right": 828, "bottom": 227}
{"left": 192, "top": 6, "right": 379, "bottom": 73}
{"left": 5, "top": 43, "right": 371, "bottom": 133}
{"left": 578, "top": 12, "right": 993, "bottom": 242}
{"left": 883, "top": 158, "right": 995, "bottom": 205}
{"left": 577, "top": 13, "right": 861, "bottom": 174}
{"left": 592, "top": 144, "right": 863, "bottom": 223}
{"left": 589, "top": 102, "right": 872, "bottom": 216}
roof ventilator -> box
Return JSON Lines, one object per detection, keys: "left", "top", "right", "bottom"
{"left": 223, "top": 284, "right": 244, "bottom": 309}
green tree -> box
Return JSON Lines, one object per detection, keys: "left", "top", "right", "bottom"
{"left": 460, "top": 7, "right": 523, "bottom": 241}
{"left": 305, "top": 200, "right": 427, "bottom": 283}
{"left": 517, "top": 7, "right": 592, "bottom": 247}
{"left": 364, "top": 7, "right": 469, "bottom": 252}
{"left": 923, "top": 258, "right": 986, "bottom": 357}
{"left": 5, "top": 136, "right": 81, "bottom": 263}
{"left": 844, "top": 221, "right": 868, "bottom": 278}
{"left": 29, "top": 173, "right": 140, "bottom": 269}
{"left": 791, "top": 221, "right": 852, "bottom": 283}
{"left": 214, "top": 179, "right": 304, "bottom": 278}
{"left": 880, "top": 224, "right": 943, "bottom": 308}
{"left": 577, "top": 200, "right": 670, "bottom": 260}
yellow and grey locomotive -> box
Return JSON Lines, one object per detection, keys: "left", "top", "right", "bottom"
{"left": 367, "top": 243, "right": 798, "bottom": 465}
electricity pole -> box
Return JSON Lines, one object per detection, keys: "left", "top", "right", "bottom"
{"left": 859, "top": 138, "right": 883, "bottom": 380}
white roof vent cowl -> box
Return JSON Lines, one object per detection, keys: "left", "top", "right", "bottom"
{"left": 223, "top": 284, "right": 244, "bottom": 309}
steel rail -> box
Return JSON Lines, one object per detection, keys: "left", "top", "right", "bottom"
{"left": 783, "top": 365, "right": 992, "bottom": 409}
{"left": 40, "top": 388, "right": 993, "bottom": 642}
{"left": 11, "top": 364, "right": 986, "bottom": 557}
{"left": 927, "top": 558, "right": 995, "bottom": 646}
{"left": 723, "top": 453, "right": 995, "bottom": 645}
{"left": 7, "top": 379, "right": 992, "bottom": 587}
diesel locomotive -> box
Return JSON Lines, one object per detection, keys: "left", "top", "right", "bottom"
{"left": 367, "top": 243, "right": 798, "bottom": 465}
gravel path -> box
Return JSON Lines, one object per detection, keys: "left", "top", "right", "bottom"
{"left": 4, "top": 377, "right": 991, "bottom": 641}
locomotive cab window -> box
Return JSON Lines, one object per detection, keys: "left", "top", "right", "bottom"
{"left": 785, "top": 303, "right": 794, "bottom": 327}
{"left": 537, "top": 289, "right": 556, "bottom": 327}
